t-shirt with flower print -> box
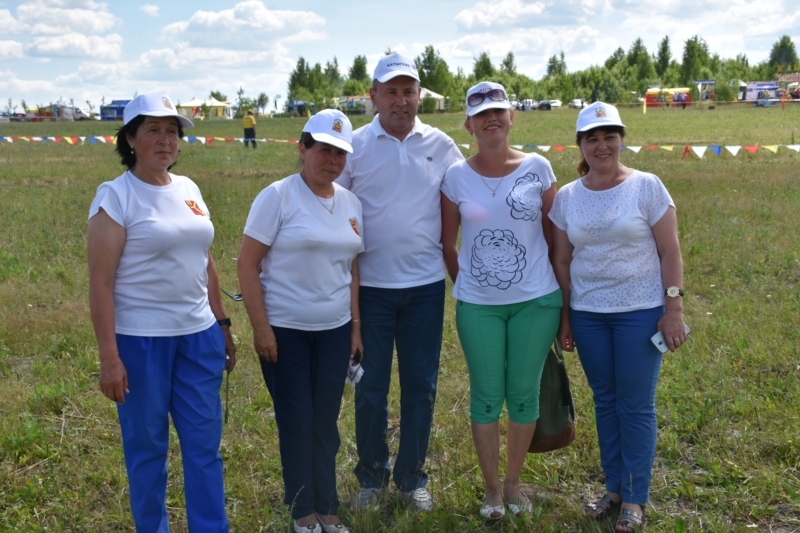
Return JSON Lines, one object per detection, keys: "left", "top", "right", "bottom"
{"left": 548, "top": 170, "right": 674, "bottom": 313}
{"left": 441, "top": 153, "right": 560, "bottom": 305}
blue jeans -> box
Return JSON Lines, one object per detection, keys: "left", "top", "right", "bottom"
{"left": 570, "top": 306, "right": 664, "bottom": 504}
{"left": 116, "top": 325, "right": 228, "bottom": 533}
{"left": 354, "top": 280, "right": 445, "bottom": 492}
{"left": 259, "top": 323, "right": 351, "bottom": 519}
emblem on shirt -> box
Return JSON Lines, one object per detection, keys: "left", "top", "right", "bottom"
{"left": 332, "top": 119, "right": 343, "bottom": 133}
{"left": 471, "top": 229, "right": 526, "bottom": 290}
{"left": 349, "top": 218, "right": 360, "bottom": 236}
{"left": 162, "top": 97, "right": 174, "bottom": 110}
{"left": 596, "top": 107, "right": 606, "bottom": 118}
{"left": 185, "top": 200, "right": 205, "bottom": 216}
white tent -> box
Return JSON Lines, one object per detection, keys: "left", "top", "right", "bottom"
{"left": 177, "top": 97, "right": 232, "bottom": 119}
{"left": 420, "top": 88, "right": 446, "bottom": 111}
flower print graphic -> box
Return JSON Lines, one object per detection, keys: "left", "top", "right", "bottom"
{"left": 506, "top": 173, "right": 544, "bottom": 221}
{"left": 471, "top": 229, "right": 527, "bottom": 289}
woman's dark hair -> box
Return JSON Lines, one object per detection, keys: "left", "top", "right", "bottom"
{"left": 299, "top": 131, "right": 317, "bottom": 149}
{"left": 114, "top": 115, "right": 185, "bottom": 170}
{"left": 575, "top": 126, "right": 626, "bottom": 176}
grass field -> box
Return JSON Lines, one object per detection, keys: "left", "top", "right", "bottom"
{"left": 1, "top": 104, "right": 799, "bottom": 532}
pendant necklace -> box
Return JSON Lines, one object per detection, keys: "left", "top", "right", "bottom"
{"left": 479, "top": 173, "right": 506, "bottom": 197}
{"left": 314, "top": 191, "right": 335, "bottom": 214}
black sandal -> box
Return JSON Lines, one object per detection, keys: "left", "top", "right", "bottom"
{"left": 615, "top": 507, "right": 644, "bottom": 532}
{"left": 583, "top": 494, "right": 620, "bottom": 519}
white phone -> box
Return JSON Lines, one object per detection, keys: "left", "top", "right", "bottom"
{"left": 651, "top": 323, "right": 691, "bottom": 353}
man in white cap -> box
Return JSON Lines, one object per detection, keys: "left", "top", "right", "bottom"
{"left": 336, "top": 53, "right": 464, "bottom": 512}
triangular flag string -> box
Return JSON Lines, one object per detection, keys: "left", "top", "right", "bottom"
{"left": 691, "top": 146, "right": 707, "bottom": 159}
{"left": 710, "top": 146, "right": 721, "bottom": 157}
{"left": 725, "top": 146, "right": 741, "bottom": 156}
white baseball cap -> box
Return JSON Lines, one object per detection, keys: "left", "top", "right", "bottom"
{"left": 123, "top": 91, "right": 193, "bottom": 129}
{"left": 576, "top": 101, "right": 625, "bottom": 133}
{"left": 465, "top": 81, "right": 511, "bottom": 117}
{"left": 302, "top": 109, "right": 353, "bottom": 153}
{"left": 372, "top": 53, "right": 420, "bottom": 83}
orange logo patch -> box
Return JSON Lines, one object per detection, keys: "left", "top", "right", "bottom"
{"left": 349, "top": 218, "right": 360, "bottom": 236}
{"left": 185, "top": 200, "right": 205, "bottom": 216}
{"left": 595, "top": 107, "right": 606, "bottom": 118}
{"left": 162, "top": 97, "right": 174, "bottom": 110}
{"left": 332, "top": 119, "right": 343, "bottom": 133}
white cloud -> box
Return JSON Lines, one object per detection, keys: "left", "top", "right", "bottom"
{"left": 141, "top": 4, "right": 160, "bottom": 17}
{"left": 161, "top": 0, "right": 325, "bottom": 47}
{"left": 16, "top": 1, "right": 118, "bottom": 35}
{"left": 455, "top": 0, "right": 546, "bottom": 29}
{"left": 0, "top": 40, "right": 25, "bottom": 60}
{"left": 25, "top": 33, "right": 122, "bottom": 59}
{"left": 0, "top": 9, "right": 25, "bottom": 33}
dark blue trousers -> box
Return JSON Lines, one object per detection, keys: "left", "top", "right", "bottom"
{"left": 259, "top": 323, "right": 351, "bottom": 519}
{"left": 571, "top": 306, "right": 665, "bottom": 504}
{"left": 354, "top": 280, "right": 445, "bottom": 492}
{"left": 116, "top": 325, "right": 228, "bottom": 533}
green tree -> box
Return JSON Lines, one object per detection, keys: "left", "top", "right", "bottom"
{"left": 349, "top": 55, "right": 369, "bottom": 83}
{"left": 655, "top": 36, "right": 671, "bottom": 78}
{"left": 626, "top": 38, "right": 656, "bottom": 93}
{"left": 324, "top": 57, "right": 343, "bottom": 92}
{"left": 768, "top": 35, "right": 799, "bottom": 72}
{"left": 604, "top": 47, "right": 625, "bottom": 70}
{"left": 209, "top": 90, "right": 227, "bottom": 101}
{"left": 546, "top": 52, "right": 567, "bottom": 77}
{"left": 257, "top": 93, "right": 269, "bottom": 115}
{"left": 342, "top": 78, "right": 369, "bottom": 96}
{"left": 473, "top": 52, "right": 495, "bottom": 80}
{"left": 681, "top": 35, "right": 710, "bottom": 85}
{"left": 500, "top": 52, "right": 516, "bottom": 75}
{"left": 415, "top": 45, "right": 454, "bottom": 98}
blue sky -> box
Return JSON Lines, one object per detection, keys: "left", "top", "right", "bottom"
{"left": 0, "top": 0, "right": 798, "bottom": 111}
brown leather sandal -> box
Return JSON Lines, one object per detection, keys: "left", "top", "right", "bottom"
{"left": 583, "top": 494, "right": 620, "bottom": 519}
{"left": 615, "top": 507, "right": 644, "bottom": 532}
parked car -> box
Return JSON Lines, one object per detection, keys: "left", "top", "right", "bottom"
{"left": 568, "top": 99, "right": 587, "bottom": 109}
{"left": 538, "top": 100, "right": 552, "bottom": 110}
{"left": 550, "top": 99, "right": 562, "bottom": 108}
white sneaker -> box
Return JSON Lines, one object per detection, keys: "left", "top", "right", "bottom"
{"left": 352, "top": 487, "right": 382, "bottom": 510}
{"left": 401, "top": 488, "right": 433, "bottom": 513}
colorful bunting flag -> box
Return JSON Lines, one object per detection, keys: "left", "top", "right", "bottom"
{"left": 710, "top": 146, "right": 721, "bottom": 157}
{"left": 627, "top": 146, "right": 642, "bottom": 153}
{"left": 681, "top": 146, "right": 691, "bottom": 159}
{"left": 725, "top": 146, "right": 741, "bottom": 156}
{"left": 763, "top": 145, "right": 778, "bottom": 153}
{"left": 552, "top": 146, "right": 565, "bottom": 153}
{"left": 744, "top": 146, "right": 759, "bottom": 155}
{"left": 691, "top": 146, "right": 707, "bottom": 159}
{"left": 538, "top": 146, "right": 551, "bottom": 152}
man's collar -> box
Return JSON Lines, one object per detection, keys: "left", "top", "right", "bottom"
{"left": 369, "top": 115, "right": 426, "bottom": 140}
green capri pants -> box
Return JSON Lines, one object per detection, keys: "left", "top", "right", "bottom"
{"left": 456, "top": 289, "right": 562, "bottom": 425}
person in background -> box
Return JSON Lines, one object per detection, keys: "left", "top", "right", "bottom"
{"left": 242, "top": 109, "right": 257, "bottom": 149}
{"left": 549, "top": 102, "right": 686, "bottom": 532}
{"left": 336, "top": 53, "right": 464, "bottom": 513}
{"left": 238, "top": 109, "right": 363, "bottom": 533}
{"left": 441, "top": 81, "right": 562, "bottom": 519}
{"left": 87, "top": 91, "right": 236, "bottom": 532}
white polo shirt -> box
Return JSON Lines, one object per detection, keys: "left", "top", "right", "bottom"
{"left": 336, "top": 115, "right": 464, "bottom": 288}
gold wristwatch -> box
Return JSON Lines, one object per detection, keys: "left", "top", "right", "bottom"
{"left": 665, "top": 286, "right": 684, "bottom": 298}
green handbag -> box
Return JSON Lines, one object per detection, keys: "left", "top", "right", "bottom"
{"left": 528, "top": 342, "right": 576, "bottom": 453}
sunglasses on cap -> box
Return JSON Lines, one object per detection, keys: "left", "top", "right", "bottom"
{"left": 467, "top": 88, "right": 508, "bottom": 107}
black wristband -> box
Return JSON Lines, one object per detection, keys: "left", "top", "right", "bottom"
{"left": 217, "top": 318, "right": 232, "bottom": 327}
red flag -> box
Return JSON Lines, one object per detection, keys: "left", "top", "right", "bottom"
{"left": 681, "top": 146, "right": 691, "bottom": 159}
{"left": 225, "top": 137, "right": 233, "bottom": 142}
{"left": 206, "top": 137, "right": 214, "bottom": 144}
{"left": 54, "top": 137, "right": 62, "bottom": 144}
{"left": 744, "top": 146, "right": 759, "bottom": 155}
{"left": 645, "top": 145, "right": 657, "bottom": 151}
{"left": 552, "top": 145, "right": 565, "bottom": 153}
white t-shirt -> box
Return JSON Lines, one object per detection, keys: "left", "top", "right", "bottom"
{"left": 244, "top": 174, "right": 364, "bottom": 331}
{"left": 88, "top": 171, "right": 216, "bottom": 336}
{"left": 441, "top": 153, "right": 560, "bottom": 305}
{"left": 335, "top": 115, "right": 464, "bottom": 288}
{"left": 548, "top": 170, "right": 675, "bottom": 313}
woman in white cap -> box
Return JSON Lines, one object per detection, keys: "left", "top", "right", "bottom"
{"left": 87, "top": 91, "right": 236, "bottom": 531}
{"left": 441, "top": 82, "right": 562, "bottom": 519}
{"left": 238, "top": 109, "right": 363, "bottom": 533}
{"left": 549, "top": 102, "right": 685, "bottom": 532}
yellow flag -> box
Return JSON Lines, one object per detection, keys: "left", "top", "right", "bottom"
{"left": 763, "top": 145, "right": 778, "bottom": 153}
{"left": 643, "top": 97, "right": 646, "bottom": 115}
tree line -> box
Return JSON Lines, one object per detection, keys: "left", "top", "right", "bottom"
{"left": 285, "top": 35, "right": 799, "bottom": 112}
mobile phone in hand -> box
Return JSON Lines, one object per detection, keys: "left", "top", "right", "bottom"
{"left": 651, "top": 323, "right": 691, "bottom": 353}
